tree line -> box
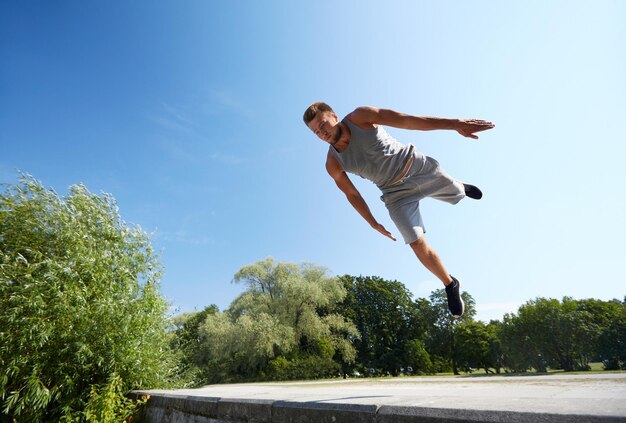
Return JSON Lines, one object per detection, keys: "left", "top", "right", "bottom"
{"left": 172, "top": 259, "right": 626, "bottom": 385}
{"left": 1, "top": 176, "right": 624, "bottom": 421}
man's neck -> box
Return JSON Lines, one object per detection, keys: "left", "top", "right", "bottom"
{"left": 330, "top": 122, "right": 351, "bottom": 151}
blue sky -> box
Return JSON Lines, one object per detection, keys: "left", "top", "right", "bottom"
{"left": 2, "top": 1, "right": 625, "bottom": 322}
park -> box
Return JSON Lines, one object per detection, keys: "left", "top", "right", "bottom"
{"left": 1, "top": 176, "right": 625, "bottom": 421}
{"left": 2, "top": 1, "right": 625, "bottom": 422}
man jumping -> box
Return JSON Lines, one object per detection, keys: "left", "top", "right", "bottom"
{"left": 303, "top": 102, "right": 494, "bottom": 317}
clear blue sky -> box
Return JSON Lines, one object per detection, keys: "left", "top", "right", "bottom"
{"left": 2, "top": 1, "right": 625, "bottom": 322}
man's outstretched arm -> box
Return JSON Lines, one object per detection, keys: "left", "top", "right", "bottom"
{"left": 348, "top": 106, "right": 495, "bottom": 139}
{"left": 326, "top": 151, "right": 396, "bottom": 241}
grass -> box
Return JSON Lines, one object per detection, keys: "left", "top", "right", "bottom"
{"left": 589, "top": 362, "right": 604, "bottom": 371}
{"left": 441, "top": 362, "right": 626, "bottom": 378}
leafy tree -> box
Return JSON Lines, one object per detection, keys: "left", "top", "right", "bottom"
{"left": 500, "top": 312, "right": 541, "bottom": 373}
{"left": 501, "top": 298, "right": 564, "bottom": 372}
{"left": 485, "top": 321, "right": 504, "bottom": 373}
{"left": 199, "top": 310, "right": 296, "bottom": 381}
{"left": 597, "top": 299, "right": 626, "bottom": 370}
{"left": 0, "top": 175, "right": 172, "bottom": 421}
{"left": 195, "top": 259, "right": 358, "bottom": 382}
{"left": 339, "top": 275, "right": 430, "bottom": 376}
{"left": 558, "top": 297, "right": 600, "bottom": 371}
{"left": 500, "top": 297, "right": 615, "bottom": 372}
{"left": 402, "top": 339, "right": 433, "bottom": 374}
{"left": 423, "top": 288, "right": 476, "bottom": 375}
{"left": 170, "top": 304, "right": 219, "bottom": 386}
{"left": 453, "top": 320, "right": 501, "bottom": 374}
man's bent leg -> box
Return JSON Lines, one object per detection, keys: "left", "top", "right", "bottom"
{"left": 409, "top": 237, "right": 453, "bottom": 286}
{"left": 410, "top": 236, "right": 464, "bottom": 316}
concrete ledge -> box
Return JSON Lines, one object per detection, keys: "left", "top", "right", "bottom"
{"left": 136, "top": 395, "right": 626, "bottom": 423}
{"left": 377, "top": 405, "right": 626, "bottom": 423}
{"left": 272, "top": 401, "right": 378, "bottom": 423}
{"left": 133, "top": 374, "right": 626, "bottom": 423}
{"left": 217, "top": 398, "right": 274, "bottom": 422}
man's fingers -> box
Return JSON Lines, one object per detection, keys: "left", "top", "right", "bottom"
{"left": 466, "top": 120, "right": 495, "bottom": 131}
{"left": 387, "top": 232, "right": 397, "bottom": 241}
{"left": 457, "top": 120, "right": 494, "bottom": 140}
{"left": 469, "top": 119, "right": 495, "bottom": 127}
{"left": 376, "top": 224, "right": 396, "bottom": 241}
{"left": 458, "top": 130, "right": 479, "bottom": 139}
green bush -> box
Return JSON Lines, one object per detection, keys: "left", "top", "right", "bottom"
{"left": 78, "top": 373, "right": 149, "bottom": 423}
{"left": 267, "top": 355, "right": 340, "bottom": 381}
{"left": 0, "top": 175, "right": 172, "bottom": 421}
{"left": 403, "top": 339, "right": 434, "bottom": 374}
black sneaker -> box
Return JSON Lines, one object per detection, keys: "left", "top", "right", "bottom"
{"left": 463, "top": 183, "right": 483, "bottom": 200}
{"left": 445, "top": 276, "right": 465, "bottom": 317}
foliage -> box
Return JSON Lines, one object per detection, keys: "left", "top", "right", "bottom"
{"left": 199, "top": 311, "right": 296, "bottom": 380}
{"left": 185, "top": 258, "right": 358, "bottom": 383}
{"left": 174, "top": 264, "right": 624, "bottom": 382}
{"left": 485, "top": 321, "right": 504, "bottom": 373}
{"left": 75, "top": 373, "right": 149, "bottom": 423}
{"left": 170, "top": 305, "right": 219, "bottom": 386}
{"left": 597, "top": 299, "right": 626, "bottom": 370}
{"left": 453, "top": 320, "right": 500, "bottom": 374}
{"left": 500, "top": 297, "right": 624, "bottom": 372}
{"left": 266, "top": 355, "right": 340, "bottom": 381}
{"left": 402, "top": 339, "right": 433, "bottom": 374}
{"left": 499, "top": 312, "right": 533, "bottom": 373}
{"left": 422, "top": 288, "right": 476, "bottom": 375}
{"left": 0, "top": 175, "right": 172, "bottom": 421}
{"left": 338, "top": 275, "right": 431, "bottom": 376}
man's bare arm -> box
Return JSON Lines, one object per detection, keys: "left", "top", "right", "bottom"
{"left": 349, "top": 106, "right": 495, "bottom": 139}
{"left": 326, "top": 151, "right": 396, "bottom": 241}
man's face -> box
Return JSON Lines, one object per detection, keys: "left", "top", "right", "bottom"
{"left": 307, "top": 111, "right": 340, "bottom": 144}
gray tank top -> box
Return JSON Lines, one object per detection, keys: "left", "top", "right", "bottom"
{"left": 329, "top": 118, "right": 415, "bottom": 188}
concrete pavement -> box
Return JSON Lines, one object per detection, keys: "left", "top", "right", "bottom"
{"left": 136, "top": 373, "right": 626, "bottom": 422}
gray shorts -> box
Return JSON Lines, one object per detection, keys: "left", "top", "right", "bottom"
{"left": 379, "top": 154, "right": 465, "bottom": 244}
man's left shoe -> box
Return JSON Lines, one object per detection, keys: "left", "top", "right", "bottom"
{"left": 463, "top": 183, "right": 483, "bottom": 200}
{"left": 445, "top": 276, "right": 465, "bottom": 317}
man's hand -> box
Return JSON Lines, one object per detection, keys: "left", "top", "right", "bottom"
{"left": 455, "top": 119, "right": 495, "bottom": 139}
{"left": 373, "top": 223, "right": 397, "bottom": 241}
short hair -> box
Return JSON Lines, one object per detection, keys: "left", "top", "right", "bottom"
{"left": 303, "top": 102, "right": 335, "bottom": 126}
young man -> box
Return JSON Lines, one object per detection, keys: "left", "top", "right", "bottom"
{"left": 303, "top": 102, "right": 494, "bottom": 317}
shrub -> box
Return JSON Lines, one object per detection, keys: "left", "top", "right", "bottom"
{"left": 267, "top": 355, "right": 340, "bottom": 381}
{"left": 0, "top": 175, "right": 172, "bottom": 421}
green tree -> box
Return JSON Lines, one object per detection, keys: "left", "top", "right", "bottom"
{"left": 501, "top": 298, "right": 564, "bottom": 372}
{"left": 170, "top": 304, "right": 219, "bottom": 386}
{"left": 199, "top": 310, "right": 296, "bottom": 381}
{"left": 339, "top": 275, "right": 430, "bottom": 376}
{"left": 597, "top": 298, "right": 626, "bottom": 370}
{"left": 196, "top": 259, "right": 358, "bottom": 382}
{"left": 500, "top": 297, "right": 613, "bottom": 372}
{"left": 0, "top": 175, "right": 172, "bottom": 422}
{"left": 485, "top": 321, "right": 504, "bottom": 374}
{"left": 423, "top": 288, "right": 476, "bottom": 375}
{"left": 453, "top": 320, "right": 502, "bottom": 374}
{"left": 558, "top": 297, "right": 600, "bottom": 371}
{"left": 402, "top": 339, "right": 433, "bottom": 374}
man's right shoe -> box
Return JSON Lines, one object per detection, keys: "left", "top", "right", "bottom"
{"left": 463, "top": 183, "right": 483, "bottom": 200}
{"left": 445, "top": 276, "right": 465, "bottom": 317}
